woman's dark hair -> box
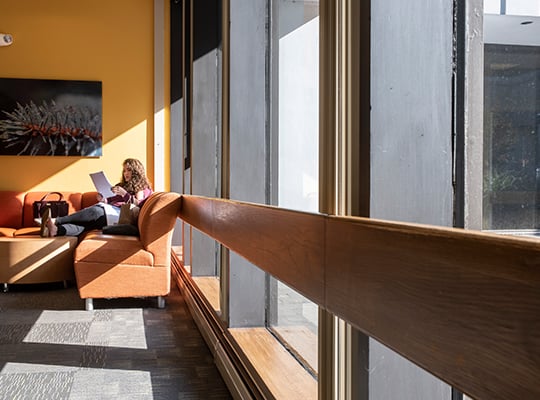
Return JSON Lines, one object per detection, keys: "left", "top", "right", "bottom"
{"left": 119, "top": 158, "right": 152, "bottom": 193}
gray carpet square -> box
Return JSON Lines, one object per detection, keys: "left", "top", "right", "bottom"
{"left": 25, "top": 322, "right": 91, "bottom": 345}
{"left": 0, "top": 283, "right": 232, "bottom": 399}
{"left": 0, "top": 371, "right": 75, "bottom": 399}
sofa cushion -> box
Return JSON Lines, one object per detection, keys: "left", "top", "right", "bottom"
{"left": 13, "top": 227, "right": 41, "bottom": 237}
{"left": 0, "top": 191, "right": 25, "bottom": 229}
{"left": 0, "top": 227, "right": 16, "bottom": 237}
{"left": 22, "top": 192, "right": 83, "bottom": 228}
{"left": 75, "top": 232, "right": 154, "bottom": 266}
{"left": 102, "top": 224, "right": 139, "bottom": 236}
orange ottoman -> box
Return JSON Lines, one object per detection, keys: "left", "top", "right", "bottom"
{"left": 0, "top": 236, "right": 78, "bottom": 291}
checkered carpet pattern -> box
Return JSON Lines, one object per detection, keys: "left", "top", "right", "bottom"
{"left": 0, "top": 284, "right": 231, "bottom": 399}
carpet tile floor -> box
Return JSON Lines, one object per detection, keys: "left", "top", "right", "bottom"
{"left": 0, "top": 282, "right": 232, "bottom": 400}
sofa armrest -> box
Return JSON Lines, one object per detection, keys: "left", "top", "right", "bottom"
{"left": 137, "top": 192, "right": 181, "bottom": 267}
{"left": 0, "top": 191, "right": 25, "bottom": 229}
{"left": 81, "top": 191, "right": 100, "bottom": 209}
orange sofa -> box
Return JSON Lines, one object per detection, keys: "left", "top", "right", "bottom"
{"left": 0, "top": 191, "right": 99, "bottom": 289}
{"left": 0, "top": 191, "right": 181, "bottom": 311}
{"left": 73, "top": 191, "right": 181, "bottom": 310}
{"left": 0, "top": 190, "right": 100, "bottom": 238}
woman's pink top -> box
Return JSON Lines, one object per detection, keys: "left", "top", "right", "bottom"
{"left": 107, "top": 187, "right": 153, "bottom": 208}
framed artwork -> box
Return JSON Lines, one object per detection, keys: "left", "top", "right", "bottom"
{"left": 0, "top": 77, "right": 102, "bottom": 156}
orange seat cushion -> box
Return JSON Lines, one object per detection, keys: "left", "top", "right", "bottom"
{"left": 0, "top": 227, "right": 16, "bottom": 237}
{"left": 74, "top": 232, "right": 154, "bottom": 266}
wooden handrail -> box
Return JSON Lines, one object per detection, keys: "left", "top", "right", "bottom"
{"left": 178, "top": 194, "right": 540, "bottom": 400}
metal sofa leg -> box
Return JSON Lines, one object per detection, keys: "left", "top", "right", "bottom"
{"left": 2, "top": 283, "right": 7, "bottom": 292}
{"left": 85, "top": 298, "right": 94, "bottom": 311}
{"left": 157, "top": 296, "right": 165, "bottom": 309}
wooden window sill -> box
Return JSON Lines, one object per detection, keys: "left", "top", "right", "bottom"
{"left": 271, "top": 325, "right": 317, "bottom": 376}
{"left": 229, "top": 327, "right": 317, "bottom": 399}
{"left": 192, "top": 276, "right": 221, "bottom": 311}
{"left": 182, "top": 256, "right": 316, "bottom": 399}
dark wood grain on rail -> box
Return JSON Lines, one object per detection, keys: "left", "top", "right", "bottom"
{"left": 325, "top": 216, "right": 540, "bottom": 400}
{"left": 178, "top": 194, "right": 540, "bottom": 400}
{"left": 180, "top": 195, "right": 326, "bottom": 304}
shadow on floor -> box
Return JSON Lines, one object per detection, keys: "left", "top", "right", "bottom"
{"left": 0, "top": 281, "right": 232, "bottom": 399}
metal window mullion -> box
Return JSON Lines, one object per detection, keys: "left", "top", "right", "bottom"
{"left": 220, "top": 0, "right": 230, "bottom": 325}
{"left": 319, "top": 0, "right": 338, "bottom": 398}
{"left": 463, "top": 0, "right": 484, "bottom": 231}
{"left": 336, "top": 0, "right": 370, "bottom": 399}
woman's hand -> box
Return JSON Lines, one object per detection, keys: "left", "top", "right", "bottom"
{"left": 97, "top": 193, "right": 107, "bottom": 203}
{"left": 111, "top": 186, "right": 128, "bottom": 197}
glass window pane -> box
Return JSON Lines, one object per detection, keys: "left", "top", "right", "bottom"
{"left": 506, "top": 0, "right": 540, "bottom": 16}
{"left": 188, "top": 1, "right": 223, "bottom": 315}
{"left": 483, "top": 2, "right": 540, "bottom": 231}
{"left": 484, "top": 0, "right": 501, "bottom": 14}
{"left": 268, "top": 0, "right": 319, "bottom": 376}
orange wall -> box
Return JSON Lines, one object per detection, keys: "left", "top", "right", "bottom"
{"left": 0, "top": 0, "right": 159, "bottom": 192}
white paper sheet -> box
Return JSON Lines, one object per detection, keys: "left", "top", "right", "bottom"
{"left": 89, "top": 171, "right": 115, "bottom": 197}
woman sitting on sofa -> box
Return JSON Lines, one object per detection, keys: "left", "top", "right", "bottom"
{"left": 41, "top": 158, "right": 153, "bottom": 237}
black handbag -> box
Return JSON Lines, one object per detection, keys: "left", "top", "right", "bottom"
{"left": 33, "top": 192, "right": 69, "bottom": 218}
